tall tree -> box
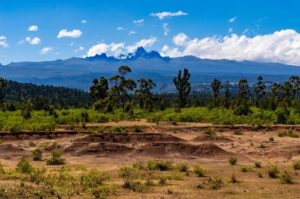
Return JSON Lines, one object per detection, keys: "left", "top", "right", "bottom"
{"left": 222, "top": 81, "right": 231, "bottom": 108}
{"left": 211, "top": 79, "right": 222, "bottom": 107}
{"left": 236, "top": 79, "right": 250, "bottom": 106}
{"left": 0, "top": 77, "right": 7, "bottom": 104}
{"left": 135, "top": 78, "right": 156, "bottom": 112}
{"left": 288, "top": 76, "right": 300, "bottom": 99}
{"left": 109, "top": 66, "right": 136, "bottom": 111}
{"left": 89, "top": 77, "right": 109, "bottom": 101}
{"left": 254, "top": 75, "right": 266, "bottom": 107}
{"left": 173, "top": 68, "right": 191, "bottom": 108}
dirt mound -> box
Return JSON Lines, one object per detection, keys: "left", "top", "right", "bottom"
{"left": 192, "top": 135, "right": 232, "bottom": 143}
{"left": 132, "top": 143, "right": 230, "bottom": 158}
{"left": 64, "top": 142, "right": 133, "bottom": 156}
{"left": 75, "top": 133, "right": 185, "bottom": 143}
{"left": 0, "top": 144, "right": 26, "bottom": 155}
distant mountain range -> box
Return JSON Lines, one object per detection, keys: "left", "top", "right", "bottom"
{"left": 1, "top": 47, "right": 300, "bottom": 91}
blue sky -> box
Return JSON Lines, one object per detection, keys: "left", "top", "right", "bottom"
{"left": 1, "top": 0, "right": 300, "bottom": 65}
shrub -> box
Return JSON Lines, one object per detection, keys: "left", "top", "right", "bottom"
{"left": 257, "top": 172, "right": 263, "bottom": 178}
{"left": 81, "top": 169, "right": 110, "bottom": 189}
{"left": 204, "top": 128, "right": 215, "bottom": 136}
{"left": 240, "top": 166, "right": 252, "bottom": 172}
{"left": 32, "top": 148, "right": 42, "bottom": 161}
{"left": 279, "top": 171, "right": 293, "bottom": 184}
{"left": 91, "top": 184, "right": 118, "bottom": 199}
{"left": 229, "top": 157, "right": 237, "bottom": 165}
{"left": 193, "top": 165, "right": 205, "bottom": 177}
{"left": 227, "top": 174, "right": 238, "bottom": 183}
{"left": 46, "top": 150, "right": 65, "bottom": 165}
{"left": 278, "top": 130, "right": 299, "bottom": 138}
{"left": 207, "top": 177, "right": 223, "bottom": 190}
{"left": 146, "top": 160, "right": 173, "bottom": 171}
{"left": 268, "top": 164, "right": 279, "bottom": 178}
{"left": 233, "top": 130, "right": 243, "bottom": 135}
{"left": 293, "top": 160, "right": 300, "bottom": 170}
{"left": 177, "top": 163, "right": 188, "bottom": 172}
{"left": 269, "top": 137, "right": 274, "bottom": 142}
{"left": 119, "top": 166, "right": 140, "bottom": 180}
{"left": 133, "top": 125, "right": 142, "bottom": 133}
{"left": 254, "top": 161, "right": 261, "bottom": 168}
{"left": 16, "top": 156, "right": 33, "bottom": 174}
{"left": 159, "top": 177, "right": 168, "bottom": 185}
{"left": 123, "top": 180, "right": 147, "bottom": 192}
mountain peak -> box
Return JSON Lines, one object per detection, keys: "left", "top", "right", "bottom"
{"left": 135, "top": 47, "right": 147, "bottom": 56}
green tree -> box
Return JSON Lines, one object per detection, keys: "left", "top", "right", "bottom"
{"left": 109, "top": 66, "right": 136, "bottom": 112}
{"left": 0, "top": 77, "right": 7, "bottom": 104}
{"left": 211, "top": 79, "right": 222, "bottom": 107}
{"left": 288, "top": 76, "right": 300, "bottom": 100}
{"left": 222, "top": 81, "right": 231, "bottom": 108}
{"left": 173, "top": 68, "right": 191, "bottom": 108}
{"left": 236, "top": 79, "right": 250, "bottom": 106}
{"left": 254, "top": 75, "right": 266, "bottom": 107}
{"left": 89, "top": 77, "right": 109, "bottom": 101}
{"left": 135, "top": 78, "right": 156, "bottom": 112}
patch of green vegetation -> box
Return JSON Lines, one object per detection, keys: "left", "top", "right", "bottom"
{"left": 279, "top": 171, "right": 294, "bottom": 184}
{"left": 193, "top": 164, "right": 206, "bottom": 177}
{"left": 229, "top": 157, "right": 237, "bottom": 165}
{"left": 293, "top": 160, "right": 300, "bottom": 170}
{"left": 278, "top": 130, "right": 299, "bottom": 138}
{"left": 268, "top": 164, "right": 280, "bottom": 178}
{"left": 146, "top": 160, "right": 174, "bottom": 171}
{"left": 32, "top": 148, "right": 42, "bottom": 161}
{"left": 46, "top": 150, "right": 65, "bottom": 165}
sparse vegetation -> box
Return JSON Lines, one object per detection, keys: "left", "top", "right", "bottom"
{"left": 293, "top": 160, "right": 300, "bottom": 170}
{"left": 279, "top": 171, "right": 294, "bottom": 184}
{"left": 32, "top": 148, "right": 42, "bottom": 161}
{"left": 193, "top": 164, "right": 205, "bottom": 177}
{"left": 229, "top": 157, "right": 237, "bottom": 165}
{"left": 278, "top": 130, "right": 299, "bottom": 138}
{"left": 46, "top": 150, "right": 65, "bottom": 165}
{"left": 268, "top": 164, "right": 280, "bottom": 178}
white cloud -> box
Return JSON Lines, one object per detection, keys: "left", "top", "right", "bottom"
{"left": 151, "top": 11, "right": 187, "bottom": 20}
{"left": 86, "top": 37, "right": 157, "bottom": 57}
{"left": 28, "top": 25, "right": 38, "bottom": 32}
{"left": 163, "top": 23, "right": 169, "bottom": 36}
{"left": 40, "top": 47, "right": 53, "bottom": 55}
{"left": 81, "top": 19, "right": 87, "bottom": 24}
{"left": 133, "top": 19, "right": 144, "bottom": 26}
{"left": 25, "top": 37, "right": 41, "bottom": 45}
{"left": 117, "top": 26, "right": 126, "bottom": 31}
{"left": 128, "top": 31, "right": 137, "bottom": 35}
{"left": 173, "top": 33, "right": 189, "bottom": 46}
{"left": 74, "top": 46, "right": 85, "bottom": 52}
{"left": 229, "top": 17, "right": 237, "bottom": 23}
{"left": 127, "top": 37, "right": 157, "bottom": 52}
{"left": 0, "top": 36, "right": 8, "bottom": 47}
{"left": 57, "top": 29, "right": 82, "bottom": 39}
{"left": 160, "top": 45, "right": 181, "bottom": 57}
{"left": 166, "top": 29, "right": 300, "bottom": 65}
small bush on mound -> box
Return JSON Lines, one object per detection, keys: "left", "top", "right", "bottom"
{"left": 233, "top": 130, "right": 243, "bottom": 136}
{"left": 293, "top": 161, "right": 300, "bottom": 170}
{"left": 278, "top": 130, "right": 299, "bottom": 138}
{"left": 227, "top": 174, "right": 238, "bottom": 183}
{"left": 207, "top": 177, "right": 223, "bottom": 190}
{"left": 133, "top": 125, "right": 143, "bottom": 133}
{"left": 119, "top": 166, "right": 147, "bottom": 192}
{"left": 240, "top": 166, "right": 252, "bottom": 173}
{"left": 47, "top": 150, "right": 65, "bottom": 165}
{"left": 279, "top": 171, "right": 294, "bottom": 184}
{"left": 268, "top": 164, "right": 279, "bottom": 178}
{"left": 229, "top": 157, "right": 237, "bottom": 165}
{"left": 204, "top": 128, "right": 216, "bottom": 136}
{"left": 193, "top": 165, "right": 205, "bottom": 177}
{"left": 32, "top": 148, "right": 42, "bottom": 161}
{"left": 146, "top": 160, "right": 173, "bottom": 171}
{"left": 254, "top": 161, "right": 262, "bottom": 168}
{"left": 81, "top": 169, "right": 111, "bottom": 189}
{"left": 16, "top": 156, "right": 33, "bottom": 174}
{"left": 177, "top": 163, "right": 189, "bottom": 172}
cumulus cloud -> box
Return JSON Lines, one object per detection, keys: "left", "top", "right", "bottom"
{"left": 151, "top": 11, "right": 187, "bottom": 20}
{"left": 86, "top": 37, "right": 157, "bottom": 57}
{"left": 163, "top": 23, "right": 169, "bottom": 36}
{"left": 28, "top": 25, "right": 38, "bottom": 32}
{"left": 25, "top": 37, "right": 41, "bottom": 45}
{"left": 163, "top": 29, "right": 300, "bottom": 65}
{"left": 173, "top": 33, "right": 189, "bottom": 46}
{"left": 40, "top": 47, "right": 53, "bottom": 55}
{"left": 0, "top": 36, "right": 8, "bottom": 47}
{"left": 229, "top": 17, "right": 237, "bottom": 23}
{"left": 160, "top": 45, "right": 181, "bottom": 57}
{"left": 133, "top": 19, "right": 144, "bottom": 26}
{"left": 57, "top": 29, "right": 82, "bottom": 39}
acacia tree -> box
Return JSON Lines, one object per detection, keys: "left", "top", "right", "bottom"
{"left": 109, "top": 66, "right": 136, "bottom": 112}
{"left": 135, "top": 78, "right": 156, "bottom": 112}
{"left": 254, "top": 75, "right": 266, "bottom": 107}
{"left": 211, "top": 79, "right": 222, "bottom": 107}
{"left": 173, "top": 68, "right": 191, "bottom": 108}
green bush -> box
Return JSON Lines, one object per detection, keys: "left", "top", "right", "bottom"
{"left": 177, "top": 163, "right": 188, "bottom": 172}
{"left": 32, "top": 148, "right": 42, "bottom": 161}
{"left": 229, "top": 157, "right": 237, "bottom": 165}
{"left": 193, "top": 165, "right": 205, "bottom": 177}
{"left": 146, "top": 160, "right": 173, "bottom": 171}
{"left": 81, "top": 169, "right": 110, "bottom": 189}
{"left": 268, "top": 164, "right": 279, "bottom": 178}
{"left": 279, "top": 171, "right": 293, "bottom": 184}
{"left": 46, "top": 150, "right": 65, "bottom": 165}
{"left": 292, "top": 161, "right": 300, "bottom": 170}
{"left": 16, "top": 156, "right": 33, "bottom": 174}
